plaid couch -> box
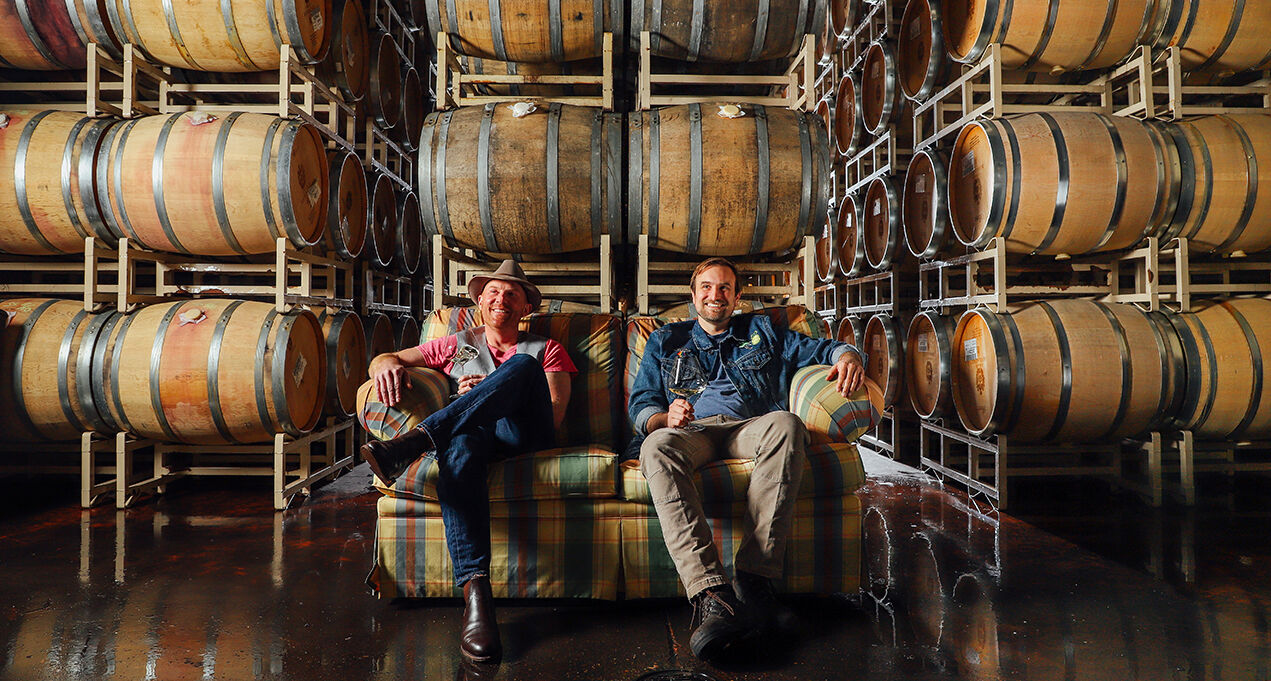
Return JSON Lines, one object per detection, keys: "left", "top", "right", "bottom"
{"left": 361, "top": 307, "right": 870, "bottom": 599}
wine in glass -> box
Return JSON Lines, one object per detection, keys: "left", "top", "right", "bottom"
{"left": 668, "top": 351, "right": 708, "bottom": 431}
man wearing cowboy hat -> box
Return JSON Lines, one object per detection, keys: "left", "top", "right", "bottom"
{"left": 361, "top": 260, "right": 577, "bottom": 664}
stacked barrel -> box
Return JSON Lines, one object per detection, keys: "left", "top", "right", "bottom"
{"left": 0, "top": 0, "right": 433, "bottom": 505}
{"left": 817, "top": 0, "right": 921, "bottom": 460}
{"left": 879, "top": 0, "right": 1271, "bottom": 505}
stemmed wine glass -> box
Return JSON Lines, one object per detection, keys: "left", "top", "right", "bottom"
{"left": 668, "top": 350, "right": 707, "bottom": 432}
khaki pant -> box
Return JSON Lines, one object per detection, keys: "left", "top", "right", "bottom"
{"left": 639, "top": 411, "right": 809, "bottom": 599}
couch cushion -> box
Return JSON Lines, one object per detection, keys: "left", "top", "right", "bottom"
{"left": 379, "top": 446, "right": 620, "bottom": 502}
{"left": 619, "top": 442, "right": 865, "bottom": 504}
{"left": 422, "top": 308, "right": 627, "bottom": 451}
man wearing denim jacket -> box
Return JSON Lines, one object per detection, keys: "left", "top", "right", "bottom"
{"left": 628, "top": 257, "right": 867, "bottom": 662}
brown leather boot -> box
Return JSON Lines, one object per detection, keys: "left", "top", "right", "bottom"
{"left": 460, "top": 576, "right": 501, "bottom": 663}
{"left": 360, "top": 426, "right": 435, "bottom": 486}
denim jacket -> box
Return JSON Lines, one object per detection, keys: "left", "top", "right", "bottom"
{"left": 628, "top": 313, "right": 867, "bottom": 437}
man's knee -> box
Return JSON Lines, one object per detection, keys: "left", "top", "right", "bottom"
{"left": 759, "top": 411, "right": 808, "bottom": 444}
{"left": 640, "top": 430, "right": 696, "bottom": 477}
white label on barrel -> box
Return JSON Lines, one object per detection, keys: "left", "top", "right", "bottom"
{"left": 918, "top": 334, "right": 929, "bottom": 353}
{"left": 873, "top": 199, "right": 881, "bottom": 216}
{"left": 307, "top": 180, "right": 321, "bottom": 206}
{"left": 293, "top": 354, "right": 307, "bottom": 386}
{"left": 910, "top": 18, "right": 921, "bottom": 39}
{"left": 310, "top": 9, "right": 323, "bottom": 32}
{"left": 962, "top": 151, "right": 976, "bottom": 177}
{"left": 342, "top": 351, "right": 351, "bottom": 377}
{"left": 915, "top": 175, "right": 926, "bottom": 193}
{"left": 964, "top": 338, "right": 978, "bottom": 361}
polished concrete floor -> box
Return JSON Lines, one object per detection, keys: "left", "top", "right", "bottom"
{"left": 1, "top": 452, "right": 1268, "bottom": 681}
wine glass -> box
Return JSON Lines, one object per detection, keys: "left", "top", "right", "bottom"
{"left": 668, "top": 350, "right": 708, "bottom": 431}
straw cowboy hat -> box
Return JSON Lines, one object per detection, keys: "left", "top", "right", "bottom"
{"left": 467, "top": 259, "right": 543, "bottom": 309}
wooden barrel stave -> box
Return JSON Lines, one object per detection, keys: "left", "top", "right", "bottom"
{"left": 951, "top": 300, "right": 1182, "bottom": 443}
{"left": 98, "top": 112, "right": 328, "bottom": 256}
{"left": 420, "top": 103, "right": 621, "bottom": 255}
{"left": 1155, "top": 0, "right": 1271, "bottom": 74}
{"left": 631, "top": 103, "right": 830, "bottom": 256}
{"left": 948, "top": 112, "right": 1176, "bottom": 256}
{"left": 0, "top": 110, "right": 115, "bottom": 255}
{"left": 97, "top": 299, "right": 325, "bottom": 443}
{"left": 104, "top": 0, "right": 331, "bottom": 71}
{"left": 317, "top": 309, "right": 366, "bottom": 418}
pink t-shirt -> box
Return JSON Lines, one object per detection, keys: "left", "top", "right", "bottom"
{"left": 415, "top": 333, "right": 578, "bottom": 376}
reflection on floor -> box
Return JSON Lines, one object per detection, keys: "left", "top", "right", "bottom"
{"left": 0, "top": 451, "right": 1268, "bottom": 681}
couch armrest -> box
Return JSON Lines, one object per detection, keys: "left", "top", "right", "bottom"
{"left": 356, "top": 367, "right": 452, "bottom": 441}
{"left": 788, "top": 365, "right": 880, "bottom": 445}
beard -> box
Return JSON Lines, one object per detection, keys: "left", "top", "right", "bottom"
{"left": 697, "top": 301, "right": 731, "bottom": 322}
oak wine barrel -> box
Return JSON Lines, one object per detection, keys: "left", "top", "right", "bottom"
{"left": 630, "top": 103, "right": 830, "bottom": 256}
{"left": 396, "top": 189, "right": 422, "bottom": 275}
{"left": 941, "top": 0, "right": 1157, "bottom": 72}
{"left": 830, "top": 0, "right": 855, "bottom": 39}
{"left": 367, "top": 171, "right": 396, "bottom": 268}
{"left": 815, "top": 96, "right": 833, "bottom": 147}
{"left": 863, "top": 313, "right": 905, "bottom": 408}
{"left": 98, "top": 112, "right": 329, "bottom": 255}
{"left": 1164, "top": 298, "right": 1271, "bottom": 440}
{"left": 399, "top": 67, "right": 426, "bottom": 150}
{"left": 861, "top": 41, "right": 906, "bottom": 135}
{"left": 393, "top": 314, "right": 420, "bottom": 350}
{"left": 0, "top": 298, "right": 114, "bottom": 441}
{"left": 322, "top": 150, "right": 367, "bottom": 259}
{"left": 862, "top": 175, "right": 901, "bottom": 270}
{"left": 1154, "top": 0, "right": 1271, "bottom": 74}
{"left": 632, "top": 0, "right": 825, "bottom": 62}
{"left": 951, "top": 300, "right": 1183, "bottom": 442}
{"left": 836, "top": 193, "right": 866, "bottom": 277}
{"left": 317, "top": 309, "right": 366, "bottom": 418}
{"left": 898, "top": 0, "right": 951, "bottom": 101}
{"left": 429, "top": 0, "right": 614, "bottom": 62}
{"left": 836, "top": 315, "right": 865, "bottom": 346}
{"left": 104, "top": 0, "right": 331, "bottom": 71}
{"left": 902, "top": 148, "right": 950, "bottom": 259}
{"left": 948, "top": 113, "right": 1177, "bottom": 256}
{"left": 1162, "top": 114, "right": 1271, "bottom": 255}
{"left": 0, "top": 0, "right": 120, "bottom": 69}
{"left": 834, "top": 73, "right": 863, "bottom": 156}
{"left": 316, "top": 0, "right": 371, "bottom": 101}
{"left": 363, "top": 312, "right": 396, "bottom": 362}
{"left": 815, "top": 208, "right": 837, "bottom": 283}
{"left": 420, "top": 103, "right": 621, "bottom": 254}
{"left": 368, "top": 32, "right": 402, "bottom": 128}
{"left": 906, "top": 310, "right": 955, "bottom": 420}
{"left": 0, "top": 110, "right": 115, "bottom": 255}
{"left": 95, "top": 299, "right": 326, "bottom": 443}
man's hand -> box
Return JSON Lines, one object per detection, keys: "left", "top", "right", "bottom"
{"left": 371, "top": 356, "right": 412, "bottom": 407}
{"left": 826, "top": 352, "right": 865, "bottom": 396}
{"left": 456, "top": 374, "right": 487, "bottom": 395}
{"left": 666, "top": 398, "right": 696, "bottom": 429}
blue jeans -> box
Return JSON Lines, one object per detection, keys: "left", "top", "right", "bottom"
{"left": 418, "top": 354, "right": 557, "bottom": 585}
